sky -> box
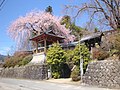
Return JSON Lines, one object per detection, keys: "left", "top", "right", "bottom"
{"left": 0, "top": 0, "right": 88, "bottom": 55}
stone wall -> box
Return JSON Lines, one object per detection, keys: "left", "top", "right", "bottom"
{"left": 83, "top": 60, "right": 120, "bottom": 89}
{"left": 0, "top": 64, "right": 47, "bottom": 80}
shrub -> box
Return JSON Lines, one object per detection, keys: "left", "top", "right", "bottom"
{"left": 3, "top": 51, "right": 32, "bottom": 68}
{"left": 92, "top": 48, "right": 109, "bottom": 60}
{"left": 101, "top": 33, "right": 120, "bottom": 57}
{"left": 65, "top": 50, "right": 74, "bottom": 69}
{"left": 3, "top": 57, "right": 13, "bottom": 68}
{"left": 52, "top": 72, "right": 60, "bottom": 79}
{"left": 47, "top": 43, "right": 66, "bottom": 79}
{"left": 71, "top": 66, "right": 80, "bottom": 81}
{"left": 72, "top": 44, "right": 91, "bottom": 73}
{"left": 18, "top": 55, "right": 32, "bottom": 66}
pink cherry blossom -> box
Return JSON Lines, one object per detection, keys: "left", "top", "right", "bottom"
{"left": 8, "top": 10, "right": 75, "bottom": 50}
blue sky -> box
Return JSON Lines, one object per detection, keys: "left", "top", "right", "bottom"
{"left": 0, "top": 0, "right": 88, "bottom": 55}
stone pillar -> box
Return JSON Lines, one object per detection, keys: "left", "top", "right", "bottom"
{"left": 36, "top": 41, "right": 38, "bottom": 53}
{"left": 44, "top": 39, "right": 47, "bottom": 54}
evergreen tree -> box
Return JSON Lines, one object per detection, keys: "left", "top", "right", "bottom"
{"left": 47, "top": 43, "right": 66, "bottom": 78}
{"left": 72, "top": 44, "right": 91, "bottom": 73}
{"left": 45, "top": 6, "right": 53, "bottom": 14}
{"left": 61, "top": 15, "right": 71, "bottom": 29}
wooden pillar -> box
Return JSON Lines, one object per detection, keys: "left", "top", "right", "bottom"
{"left": 44, "top": 38, "right": 47, "bottom": 54}
{"left": 36, "top": 41, "right": 38, "bottom": 53}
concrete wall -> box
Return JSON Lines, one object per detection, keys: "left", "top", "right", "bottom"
{"left": 83, "top": 60, "right": 120, "bottom": 89}
{"left": 0, "top": 64, "right": 47, "bottom": 80}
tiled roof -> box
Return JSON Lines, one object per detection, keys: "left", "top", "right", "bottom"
{"left": 80, "top": 32, "right": 103, "bottom": 42}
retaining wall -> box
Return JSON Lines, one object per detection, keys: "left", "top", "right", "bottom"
{"left": 83, "top": 60, "right": 120, "bottom": 89}
{"left": 0, "top": 64, "right": 47, "bottom": 80}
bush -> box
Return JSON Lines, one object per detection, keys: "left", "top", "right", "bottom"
{"left": 92, "top": 48, "right": 109, "bottom": 60}
{"left": 110, "top": 49, "right": 120, "bottom": 56}
{"left": 71, "top": 66, "right": 80, "bottom": 81}
{"left": 18, "top": 55, "right": 32, "bottom": 66}
{"left": 101, "top": 33, "right": 120, "bottom": 58}
{"left": 72, "top": 44, "right": 91, "bottom": 73}
{"left": 47, "top": 43, "right": 66, "bottom": 79}
{"left": 65, "top": 50, "right": 74, "bottom": 69}
{"left": 3, "top": 56, "right": 23, "bottom": 68}
{"left": 3, "top": 51, "right": 32, "bottom": 68}
{"left": 3, "top": 57, "right": 13, "bottom": 68}
{"left": 52, "top": 72, "right": 60, "bottom": 79}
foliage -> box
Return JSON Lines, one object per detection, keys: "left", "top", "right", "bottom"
{"left": 18, "top": 55, "right": 32, "bottom": 66}
{"left": 47, "top": 43, "right": 66, "bottom": 79}
{"left": 65, "top": 50, "right": 74, "bottom": 64}
{"left": 3, "top": 52, "right": 32, "bottom": 68}
{"left": 70, "top": 23, "right": 84, "bottom": 40}
{"left": 94, "top": 27, "right": 99, "bottom": 33}
{"left": 3, "top": 57, "right": 13, "bottom": 68}
{"left": 109, "top": 33, "right": 120, "bottom": 57}
{"left": 52, "top": 72, "right": 60, "bottom": 79}
{"left": 72, "top": 44, "right": 91, "bottom": 73}
{"left": 60, "top": 15, "right": 86, "bottom": 40}
{"left": 71, "top": 66, "right": 80, "bottom": 81}
{"left": 60, "top": 15, "right": 71, "bottom": 29}
{"left": 101, "top": 33, "right": 120, "bottom": 57}
{"left": 112, "top": 33, "right": 120, "bottom": 51}
{"left": 4, "top": 56, "right": 21, "bottom": 68}
{"left": 92, "top": 48, "right": 109, "bottom": 60}
{"left": 8, "top": 11, "right": 74, "bottom": 50}
{"left": 45, "top": 6, "right": 53, "bottom": 14}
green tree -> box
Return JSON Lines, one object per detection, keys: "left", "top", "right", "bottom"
{"left": 61, "top": 16, "right": 83, "bottom": 33}
{"left": 45, "top": 6, "right": 53, "bottom": 14}
{"left": 94, "top": 27, "right": 99, "bottom": 33}
{"left": 60, "top": 15, "right": 71, "bottom": 29}
{"left": 60, "top": 15, "right": 84, "bottom": 40}
{"left": 46, "top": 43, "right": 66, "bottom": 79}
{"left": 70, "top": 23, "right": 83, "bottom": 39}
{"left": 72, "top": 44, "right": 91, "bottom": 73}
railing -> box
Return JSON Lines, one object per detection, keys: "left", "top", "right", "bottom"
{"left": 32, "top": 47, "right": 45, "bottom": 54}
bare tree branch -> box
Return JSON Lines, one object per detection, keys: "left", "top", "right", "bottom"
{"left": 66, "top": 0, "right": 120, "bottom": 30}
